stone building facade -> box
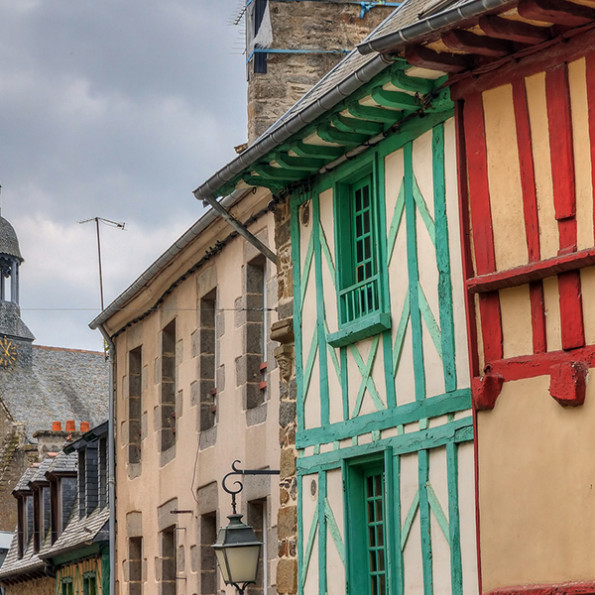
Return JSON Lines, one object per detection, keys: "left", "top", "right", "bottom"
{"left": 246, "top": 0, "right": 393, "bottom": 143}
{"left": 91, "top": 187, "right": 282, "bottom": 594}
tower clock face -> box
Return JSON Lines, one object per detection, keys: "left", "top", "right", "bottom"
{"left": 0, "top": 337, "right": 18, "bottom": 368}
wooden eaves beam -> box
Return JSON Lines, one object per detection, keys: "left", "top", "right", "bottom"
{"left": 347, "top": 102, "right": 403, "bottom": 124}
{"left": 316, "top": 123, "right": 369, "bottom": 147}
{"left": 518, "top": 0, "right": 595, "bottom": 27}
{"left": 404, "top": 45, "right": 473, "bottom": 73}
{"left": 371, "top": 87, "right": 420, "bottom": 109}
{"left": 478, "top": 15, "right": 551, "bottom": 44}
{"left": 442, "top": 29, "right": 514, "bottom": 57}
{"left": 291, "top": 141, "right": 344, "bottom": 160}
{"left": 332, "top": 114, "right": 385, "bottom": 136}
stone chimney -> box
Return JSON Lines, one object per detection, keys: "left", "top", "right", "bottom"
{"left": 246, "top": 0, "right": 394, "bottom": 144}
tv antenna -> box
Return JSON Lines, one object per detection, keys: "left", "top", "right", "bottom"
{"left": 79, "top": 217, "right": 126, "bottom": 311}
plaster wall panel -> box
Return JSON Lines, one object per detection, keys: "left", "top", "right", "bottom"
{"left": 542, "top": 276, "right": 562, "bottom": 352}
{"left": 499, "top": 285, "right": 533, "bottom": 359}
{"left": 400, "top": 452, "right": 424, "bottom": 594}
{"left": 412, "top": 129, "right": 436, "bottom": 221}
{"left": 478, "top": 373, "right": 595, "bottom": 591}
{"left": 304, "top": 357, "right": 322, "bottom": 430}
{"left": 318, "top": 191, "right": 343, "bottom": 425}
{"left": 300, "top": 473, "right": 320, "bottom": 595}
{"left": 525, "top": 72, "right": 559, "bottom": 260}
{"left": 428, "top": 447, "right": 452, "bottom": 595}
{"left": 568, "top": 57, "right": 595, "bottom": 251}
{"left": 325, "top": 469, "right": 345, "bottom": 595}
{"left": 345, "top": 336, "right": 385, "bottom": 418}
{"left": 482, "top": 84, "right": 528, "bottom": 271}
{"left": 319, "top": 189, "right": 338, "bottom": 334}
{"left": 443, "top": 118, "right": 470, "bottom": 390}
{"left": 422, "top": 322, "right": 445, "bottom": 399}
{"left": 457, "top": 441, "right": 478, "bottom": 595}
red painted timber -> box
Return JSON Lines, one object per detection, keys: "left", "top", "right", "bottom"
{"left": 586, "top": 51, "right": 595, "bottom": 244}
{"left": 512, "top": 78, "right": 540, "bottom": 262}
{"left": 485, "top": 344, "right": 595, "bottom": 381}
{"left": 529, "top": 282, "right": 547, "bottom": 353}
{"left": 466, "top": 246, "right": 595, "bottom": 294}
{"left": 549, "top": 360, "right": 588, "bottom": 406}
{"left": 558, "top": 270, "right": 585, "bottom": 350}
{"left": 546, "top": 64, "right": 577, "bottom": 224}
{"left": 450, "top": 24, "right": 595, "bottom": 100}
{"left": 463, "top": 93, "right": 497, "bottom": 275}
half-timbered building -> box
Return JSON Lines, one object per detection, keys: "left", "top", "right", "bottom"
{"left": 357, "top": 0, "right": 595, "bottom": 592}
{"left": 193, "top": 8, "right": 479, "bottom": 592}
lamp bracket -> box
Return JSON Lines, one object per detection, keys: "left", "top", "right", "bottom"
{"left": 222, "top": 459, "right": 280, "bottom": 514}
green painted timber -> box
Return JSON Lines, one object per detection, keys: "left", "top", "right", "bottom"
{"left": 332, "top": 114, "right": 385, "bottom": 136}
{"left": 296, "top": 389, "right": 471, "bottom": 449}
{"left": 274, "top": 152, "right": 326, "bottom": 171}
{"left": 296, "top": 417, "right": 473, "bottom": 472}
{"left": 432, "top": 124, "right": 457, "bottom": 392}
{"left": 372, "top": 88, "right": 421, "bottom": 110}
{"left": 404, "top": 142, "right": 426, "bottom": 402}
{"left": 391, "top": 71, "right": 435, "bottom": 95}
{"left": 347, "top": 102, "right": 403, "bottom": 124}
{"left": 316, "top": 123, "right": 369, "bottom": 147}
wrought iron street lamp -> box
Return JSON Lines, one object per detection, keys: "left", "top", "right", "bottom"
{"left": 213, "top": 513, "right": 262, "bottom": 594}
{"left": 213, "top": 460, "right": 280, "bottom": 594}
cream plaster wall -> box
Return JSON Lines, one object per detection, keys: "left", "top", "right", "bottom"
{"left": 478, "top": 373, "right": 595, "bottom": 592}
{"left": 111, "top": 208, "right": 280, "bottom": 595}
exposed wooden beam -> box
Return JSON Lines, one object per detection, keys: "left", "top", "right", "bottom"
{"left": 241, "top": 175, "right": 285, "bottom": 193}
{"left": 291, "top": 141, "right": 344, "bottom": 160}
{"left": 442, "top": 29, "right": 513, "bottom": 57}
{"left": 316, "top": 124, "right": 369, "bottom": 147}
{"left": 371, "top": 87, "right": 420, "bottom": 109}
{"left": 272, "top": 152, "right": 325, "bottom": 171}
{"left": 347, "top": 102, "right": 402, "bottom": 124}
{"left": 404, "top": 46, "right": 473, "bottom": 73}
{"left": 390, "top": 71, "right": 435, "bottom": 94}
{"left": 251, "top": 165, "right": 306, "bottom": 181}
{"left": 332, "top": 114, "right": 384, "bottom": 136}
{"left": 518, "top": 0, "right": 595, "bottom": 27}
{"left": 478, "top": 15, "right": 551, "bottom": 44}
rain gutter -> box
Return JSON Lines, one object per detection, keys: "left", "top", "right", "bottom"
{"left": 357, "top": 0, "right": 516, "bottom": 54}
{"left": 192, "top": 51, "right": 394, "bottom": 204}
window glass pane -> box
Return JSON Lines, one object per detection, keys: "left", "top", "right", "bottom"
{"left": 365, "top": 470, "right": 386, "bottom": 595}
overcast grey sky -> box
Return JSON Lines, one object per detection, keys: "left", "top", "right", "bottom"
{"left": 0, "top": 0, "right": 247, "bottom": 351}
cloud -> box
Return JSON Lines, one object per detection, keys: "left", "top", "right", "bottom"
{"left": 0, "top": 0, "right": 247, "bottom": 349}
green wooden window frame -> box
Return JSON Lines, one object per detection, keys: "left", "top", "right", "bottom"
{"left": 329, "top": 160, "right": 390, "bottom": 347}
{"left": 61, "top": 578, "right": 74, "bottom": 595}
{"left": 84, "top": 572, "right": 97, "bottom": 595}
{"left": 344, "top": 453, "right": 391, "bottom": 594}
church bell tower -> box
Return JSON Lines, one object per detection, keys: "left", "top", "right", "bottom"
{"left": 0, "top": 213, "right": 34, "bottom": 367}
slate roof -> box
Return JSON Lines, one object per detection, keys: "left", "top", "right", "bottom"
{"left": 0, "top": 216, "right": 23, "bottom": 262}
{"left": 46, "top": 451, "right": 78, "bottom": 476}
{"left": 0, "top": 345, "right": 109, "bottom": 442}
{"left": 41, "top": 506, "right": 109, "bottom": 560}
{"left": 0, "top": 424, "right": 109, "bottom": 583}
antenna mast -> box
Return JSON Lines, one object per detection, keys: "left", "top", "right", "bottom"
{"left": 79, "top": 217, "right": 126, "bottom": 311}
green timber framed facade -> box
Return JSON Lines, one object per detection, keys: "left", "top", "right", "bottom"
{"left": 195, "top": 47, "right": 478, "bottom": 593}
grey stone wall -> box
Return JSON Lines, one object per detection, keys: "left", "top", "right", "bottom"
{"left": 247, "top": 1, "right": 393, "bottom": 143}
{"left": 272, "top": 196, "right": 298, "bottom": 595}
